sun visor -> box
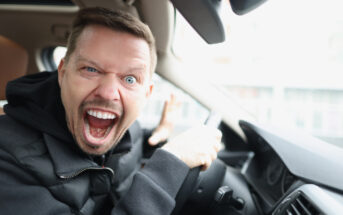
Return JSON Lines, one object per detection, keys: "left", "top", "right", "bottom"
{"left": 170, "top": 0, "right": 226, "bottom": 44}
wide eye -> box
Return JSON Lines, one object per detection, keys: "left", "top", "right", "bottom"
{"left": 125, "top": 76, "right": 136, "bottom": 85}
{"left": 86, "top": 67, "right": 98, "bottom": 73}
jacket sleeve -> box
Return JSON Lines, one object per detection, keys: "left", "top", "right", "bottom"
{"left": 0, "top": 148, "right": 72, "bottom": 215}
{"left": 111, "top": 149, "right": 189, "bottom": 215}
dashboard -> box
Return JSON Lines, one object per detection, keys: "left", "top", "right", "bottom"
{"left": 180, "top": 120, "right": 343, "bottom": 215}
{"left": 238, "top": 120, "right": 343, "bottom": 215}
{"left": 242, "top": 149, "right": 298, "bottom": 210}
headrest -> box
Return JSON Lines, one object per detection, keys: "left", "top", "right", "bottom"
{"left": 0, "top": 36, "right": 28, "bottom": 100}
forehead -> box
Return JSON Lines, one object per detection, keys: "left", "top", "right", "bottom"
{"left": 73, "top": 25, "right": 151, "bottom": 71}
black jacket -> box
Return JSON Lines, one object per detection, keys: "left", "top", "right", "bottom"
{"left": 0, "top": 72, "right": 189, "bottom": 215}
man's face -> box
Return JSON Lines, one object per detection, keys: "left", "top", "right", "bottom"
{"left": 58, "top": 25, "right": 153, "bottom": 155}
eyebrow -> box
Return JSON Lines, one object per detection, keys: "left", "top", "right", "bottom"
{"left": 75, "top": 55, "right": 104, "bottom": 70}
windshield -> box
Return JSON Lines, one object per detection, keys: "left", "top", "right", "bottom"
{"left": 173, "top": 0, "right": 343, "bottom": 147}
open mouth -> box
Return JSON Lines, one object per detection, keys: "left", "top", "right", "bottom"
{"left": 83, "top": 108, "right": 117, "bottom": 146}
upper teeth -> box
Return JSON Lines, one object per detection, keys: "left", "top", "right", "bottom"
{"left": 87, "top": 110, "right": 116, "bottom": 120}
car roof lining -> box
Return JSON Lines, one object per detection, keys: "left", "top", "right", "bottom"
{"left": 0, "top": 0, "right": 75, "bottom": 6}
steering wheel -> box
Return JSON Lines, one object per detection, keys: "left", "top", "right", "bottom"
{"left": 172, "top": 159, "right": 227, "bottom": 215}
{"left": 171, "top": 166, "right": 201, "bottom": 215}
{"left": 172, "top": 111, "right": 223, "bottom": 214}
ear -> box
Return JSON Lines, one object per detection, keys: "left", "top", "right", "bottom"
{"left": 146, "top": 81, "right": 154, "bottom": 98}
{"left": 57, "top": 58, "right": 65, "bottom": 87}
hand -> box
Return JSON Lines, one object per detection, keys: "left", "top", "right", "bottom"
{"left": 162, "top": 125, "right": 222, "bottom": 171}
{"left": 148, "top": 94, "right": 181, "bottom": 146}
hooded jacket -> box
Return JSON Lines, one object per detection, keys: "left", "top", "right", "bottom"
{"left": 0, "top": 71, "right": 189, "bottom": 215}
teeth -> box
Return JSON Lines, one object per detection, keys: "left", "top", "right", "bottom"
{"left": 104, "top": 113, "right": 109, "bottom": 119}
{"left": 87, "top": 110, "right": 116, "bottom": 119}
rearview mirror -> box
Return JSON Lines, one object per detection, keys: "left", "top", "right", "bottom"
{"left": 170, "top": 0, "right": 268, "bottom": 44}
{"left": 229, "top": 0, "right": 268, "bottom": 15}
{"left": 170, "top": 0, "right": 226, "bottom": 44}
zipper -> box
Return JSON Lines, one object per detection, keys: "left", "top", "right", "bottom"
{"left": 58, "top": 154, "right": 115, "bottom": 180}
{"left": 58, "top": 166, "right": 114, "bottom": 180}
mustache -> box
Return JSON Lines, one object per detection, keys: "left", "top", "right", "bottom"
{"left": 80, "top": 98, "right": 122, "bottom": 114}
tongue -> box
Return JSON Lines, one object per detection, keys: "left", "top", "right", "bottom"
{"left": 87, "top": 114, "right": 114, "bottom": 138}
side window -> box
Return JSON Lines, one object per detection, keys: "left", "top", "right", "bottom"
{"left": 138, "top": 74, "right": 209, "bottom": 137}
{"left": 53, "top": 46, "right": 67, "bottom": 68}
{"left": 41, "top": 46, "right": 67, "bottom": 71}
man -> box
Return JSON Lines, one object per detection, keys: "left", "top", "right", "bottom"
{"left": 0, "top": 7, "right": 221, "bottom": 215}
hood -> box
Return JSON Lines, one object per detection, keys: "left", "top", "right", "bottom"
{"left": 4, "top": 71, "right": 73, "bottom": 143}
{"left": 4, "top": 71, "right": 131, "bottom": 153}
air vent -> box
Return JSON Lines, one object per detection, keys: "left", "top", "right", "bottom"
{"left": 276, "top": 192, "right": 322, "bottom": 215}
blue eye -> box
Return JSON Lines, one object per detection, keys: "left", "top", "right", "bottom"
{"left": 86, "top": 67, "right": 97, "bottom": 73}
{"left": 125, "top": 76, "right": 136, "bottom": 85}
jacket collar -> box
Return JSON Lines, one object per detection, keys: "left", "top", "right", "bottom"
{"left": 44, "top": 133, "right": 96, "bottom": 178}
{"left": 44, "top": 122, "right": 141, "bottom": 178}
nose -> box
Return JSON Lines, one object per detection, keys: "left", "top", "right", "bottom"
{"left": 94, "top": 75, "right": 121, "bottom": 101}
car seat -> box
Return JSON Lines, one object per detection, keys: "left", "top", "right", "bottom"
{"left": 0, "top": 35, "right": 28, "bottom": 114}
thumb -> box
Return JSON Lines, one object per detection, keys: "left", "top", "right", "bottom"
{"left": 148, "top": 128, "right": 169, "bottom": 146}
{"left": 148, "top": 132, "right": 162, "bottom": 146}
